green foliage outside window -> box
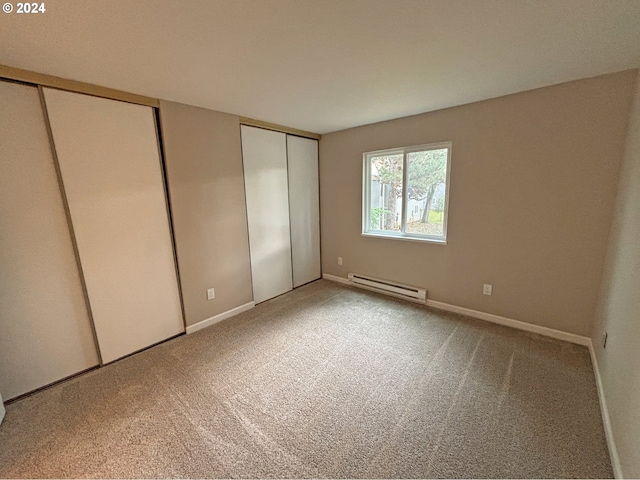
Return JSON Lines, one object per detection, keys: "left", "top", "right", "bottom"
{"left": 370, "top": 207, "right": 390, "bottom": 230}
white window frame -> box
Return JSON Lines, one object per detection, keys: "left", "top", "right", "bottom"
{"left": 362, "top": 142, "right": 452, "bottom": 244}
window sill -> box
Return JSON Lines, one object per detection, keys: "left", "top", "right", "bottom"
{"left": 361, "top": 232, "right": 447, "bottom": 245}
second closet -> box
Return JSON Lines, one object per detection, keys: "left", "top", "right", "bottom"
{"left": 241, "top": 125, "right": 321, "bottom": 303}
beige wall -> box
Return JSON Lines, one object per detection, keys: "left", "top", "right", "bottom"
{"left": 320, "top": 70, "right": 637, "bottom": 336}
{"left": 592, "top": 75, "right": 640, "bottom": 478}
{"left": 159, "top": 100, "right": 253, "bottom": 326}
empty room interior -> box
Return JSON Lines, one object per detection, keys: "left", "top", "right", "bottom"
{"left": 1, "top": 1, "right": 640, "bottom": 478}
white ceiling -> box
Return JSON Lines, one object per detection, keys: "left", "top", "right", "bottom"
{"left": 1, "top": 0, "right": 639, "bottom": 134}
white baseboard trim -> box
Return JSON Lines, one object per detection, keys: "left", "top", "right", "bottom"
{"left": 186, "top": 302, "right": 255, "bottom": 335}
{"left": 425, "top": 299, "right": 591, "bottom": 346}
{"left": 322, "top": 273, "right": 350, "bottom": 285}
{"left": 589, "top": 341, "right": 622, "bottom": 478}
{"left": 322, "top": 273, "right": 590, "bottom": 346}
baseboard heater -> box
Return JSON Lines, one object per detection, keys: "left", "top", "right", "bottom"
{"left": 347, "top": 273, "right": 427, "bottom": 304}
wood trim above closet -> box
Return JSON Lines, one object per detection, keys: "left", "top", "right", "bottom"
{"left": 239, "top": 117, "right": 321, "bottom": 140}
{"left": 0, "top": 64, "right": 159, "bottom": 107}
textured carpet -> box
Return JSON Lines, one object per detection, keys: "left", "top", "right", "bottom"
{"left": 0, "top": 280, "right": 612, "bottom": 478}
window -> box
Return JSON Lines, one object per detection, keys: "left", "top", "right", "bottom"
{"left": 362, "top": 142, "right": 451, "bottom": 244}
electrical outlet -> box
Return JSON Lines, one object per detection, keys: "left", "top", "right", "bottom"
{"left": 483, "top": 284, "right": 492, "bottom": 296}
{"left": 338, "top": 257, "right": 343, "bottom": 266}
{"left": 602, "top": 331, "right": 608, "bottom": 349}
{"left": 207, "top": 288, "right": 215, "bottom": 301}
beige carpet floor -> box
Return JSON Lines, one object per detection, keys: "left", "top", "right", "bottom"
{"left": 0, "top": 279, "right": 612, "bottom": 478}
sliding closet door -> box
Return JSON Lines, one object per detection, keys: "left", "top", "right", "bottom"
{"left": 287, "top": 135, "right": 321, "bottom": 287}
{"left": 241, "top": 125, "right": 293, "bottom": 303}
{"left": 43, "top": 88, "right": 184, "bottom": 364}
{"left": 0, "top": 81, "right": 99, "bottom": 399}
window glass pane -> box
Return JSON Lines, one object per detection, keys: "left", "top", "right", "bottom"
{"left": 404, "top": 148, "right": 448, "bottom": 237}
{"left": 369, "top": 154, "right": 403, "bottom": 232}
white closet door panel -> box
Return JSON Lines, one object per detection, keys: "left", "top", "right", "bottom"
{"left": 43, "top": 88, "right": 183, "bottom": 364}
{"left": 287, "top": 135, "right": 321, "bottom": 288}
{"left": 241, "top": 126, "right": 293, "bottom": 303}
{"left": 0, "top": 81, "right": 99, "bottom": 399}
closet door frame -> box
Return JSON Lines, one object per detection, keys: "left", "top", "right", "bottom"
{"left": 151, "top": 107, "right": 188, "bottom": 334}
{"left": 0, "top": 78, "right": 187, "bottom": 399}
{"left": 241, "top": 125, "right": 323, "bottom": 305}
